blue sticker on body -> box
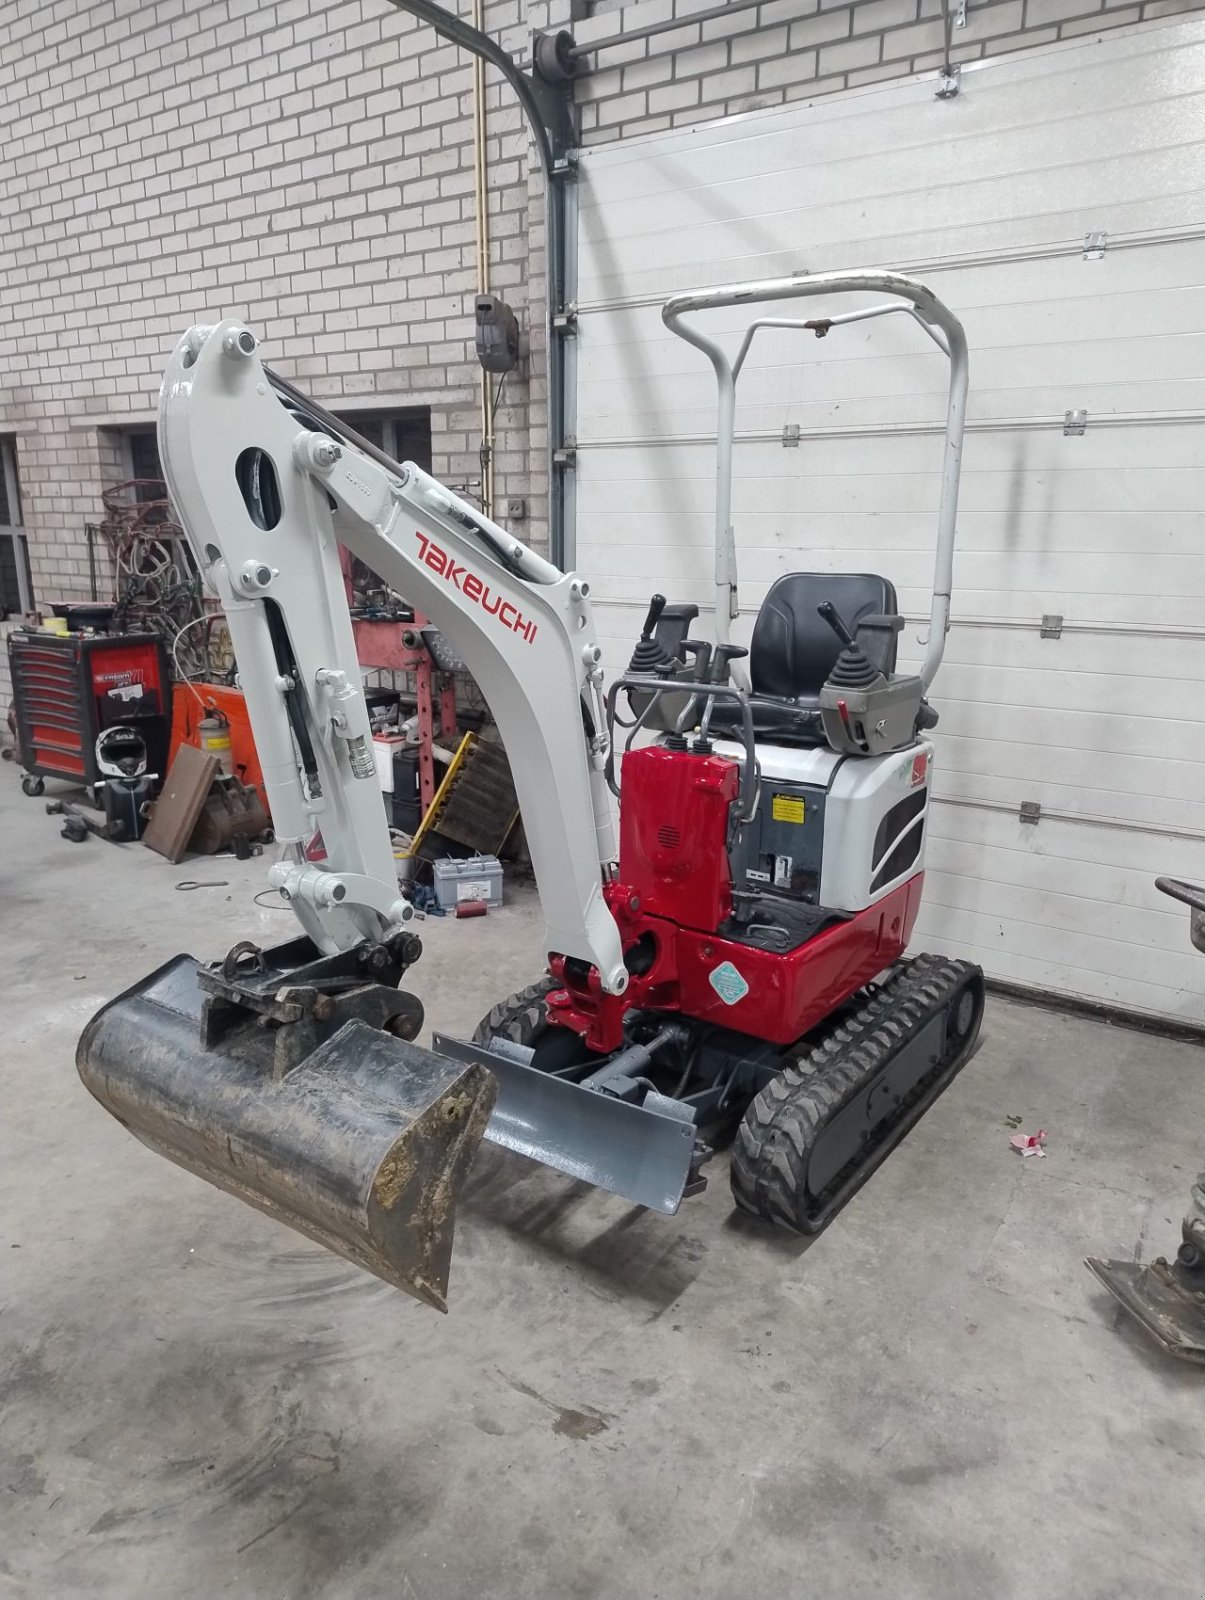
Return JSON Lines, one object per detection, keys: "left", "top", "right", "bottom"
{"left": 708, "top": 960, "right": 749, "bottom": 1005}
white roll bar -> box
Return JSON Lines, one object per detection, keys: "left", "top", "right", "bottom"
{"left": 661, "top": 270, "right": 969, "bottom": 691}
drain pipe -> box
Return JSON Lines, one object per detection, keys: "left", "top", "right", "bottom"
{"left": 381, "top": 0, "right": 578, "bottom": 567}
{"left": 471, "top": 0, "right": 494, "bottom": 518}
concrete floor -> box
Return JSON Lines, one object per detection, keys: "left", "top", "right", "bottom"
{"left": 2, "top": 768, "right": 1204, "bottom": 1600}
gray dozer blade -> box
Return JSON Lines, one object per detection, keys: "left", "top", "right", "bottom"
{"left": 434, "top": 1033, "right": 699, "bottom": 1214}
{"left": 77, "top": 956, "right": 496, "bottom": 1311}
{"left": 1085, "top": 1255, "right": 1205, "bottom": 1365}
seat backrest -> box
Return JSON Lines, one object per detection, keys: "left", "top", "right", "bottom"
{"left": 750, "top": 572, "right": 898, "bottom": 699}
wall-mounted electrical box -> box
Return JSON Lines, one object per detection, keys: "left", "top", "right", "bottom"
{"left": 474, "top": 294, "right": 521, "bottom": 374}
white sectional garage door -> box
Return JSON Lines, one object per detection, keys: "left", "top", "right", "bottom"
{"left": 572, "top": 16, "right": 1205, "bottom": 1026}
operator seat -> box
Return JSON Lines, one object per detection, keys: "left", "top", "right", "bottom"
{"left": 716, "top": 571, "right": 899, "bottom": 746}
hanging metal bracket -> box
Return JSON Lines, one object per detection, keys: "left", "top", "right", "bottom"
{"left": 936, "top": 63, "right": 961, "bottom": 98}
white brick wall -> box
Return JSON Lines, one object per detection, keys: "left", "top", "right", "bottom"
{"left": 0, "top": 0, "right": 546, "bottom": 603}
{"left": 1, "top": 0, "right": 1199, "bottom": 619}
{"left": 566, "top": 0, "right": 1202, "bottom": 138}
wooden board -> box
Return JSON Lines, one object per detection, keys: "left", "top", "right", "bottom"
{"left": 142, "top": 744, "right": 219, "bottom": 864}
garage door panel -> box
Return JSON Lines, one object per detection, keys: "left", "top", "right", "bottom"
{"left": 579, "top": 24, "right": 1205, "bottom": 304}
{"left": 578, "top": 319, "right": 1205, "bottom": 435}
{"left": 576, "top": 19, "right": 1205, "bottom": 1021}
{"left": 578, "top": 25, "right": 1205, "bottom": 212}
{"left": 585, "top": 570, "right": 1205, "bottom": 632}
{"left": 577, "top": 532, "right": 1205, "bottom": 607}
{"left": 579, "top": 82, "right": 1205, "bottom": 223}
{"left": 924, "top": 867, "right": 1193, "bottom": 955}
{"left": 932, "top": 769, "right": 1205, "bottom": 837}
{"left": 935, "top": 734, "right": 1203, "bottom": 808}
{"left": 929, "top": 797, "right": 1205, "bottom": 878}
{"left": 578, "top": 451, "right": 1205, "bottom": 520}
{"left": 934, "top": 698, "right": 1197, "bottom": 766}
{"left": 913, "top": 902, "right": 1202, "bottom": 1023}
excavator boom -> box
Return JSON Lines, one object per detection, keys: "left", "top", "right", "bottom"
{"left": 77, "top": 320, "right": 626, "bottom": 1308}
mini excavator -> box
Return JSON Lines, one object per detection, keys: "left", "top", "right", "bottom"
{"left": 78, "top": 271, "right": 984, "bottom": 1309}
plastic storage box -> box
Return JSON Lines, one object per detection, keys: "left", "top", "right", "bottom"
{"left": 431, "top": 854, "right": 503, "bottom": 910}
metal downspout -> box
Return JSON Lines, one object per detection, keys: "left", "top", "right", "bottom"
{"left": 380, "top": 0, "right": 577, "bottom": 567}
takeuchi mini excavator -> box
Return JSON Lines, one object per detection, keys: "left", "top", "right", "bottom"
{"left": 78, "top": 271, "right": 984, "bottom": 1311}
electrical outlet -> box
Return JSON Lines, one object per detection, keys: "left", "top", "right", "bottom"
{"left": 505, "top": 497, "right": 527, "bottom": 521}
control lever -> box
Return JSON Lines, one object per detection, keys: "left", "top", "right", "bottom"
{"left": 642, "top": 593, "right": 667, "bottom": 636}
{"left": 679, "top": 639, "right": 713, "bottom": 681}
{"left": 627, "top": 593, "right": 676, "bottom": 675}
{"left": 707, "top": 642, "right": 749, "bottom": 684}
{"left": 816, "top": 600, "right": 857, "bottom": 649}
{"left": 697, "top": 643, "right": 749, "bottom": 745}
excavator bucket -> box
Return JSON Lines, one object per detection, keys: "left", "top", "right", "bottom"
{"left": 77, "top": 954, "right": 496, "bottom": 1310}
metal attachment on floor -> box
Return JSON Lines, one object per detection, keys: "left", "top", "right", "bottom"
{"left": 1086, "top": 1215, "right": 1205, "bottom": 1365}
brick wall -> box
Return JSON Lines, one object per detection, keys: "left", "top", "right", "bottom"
{"left": 0, "top": 0, "right": 1197, "bottom": 616}
{"left": 0, "top": 0, "right": 546, "bottom": 605}
{"left": 563, "top": 0, "right": 1200, "bottom": 140}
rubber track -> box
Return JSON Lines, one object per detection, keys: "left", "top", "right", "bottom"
{"left": 471, "top": 977, "right": 555, "bottom": 1048}
{"left": 729, "top": 953, "right": 981, "bottom": 1232}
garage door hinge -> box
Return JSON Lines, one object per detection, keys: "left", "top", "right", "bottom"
{"left": 782, "top": 424, "right": 801, "bottom": 447}
{"left": 1083, "top": 231, "right": 1108, "bottom": 260}
{"left": 552, "top": 153, "right": 579, "bottom": 182}
{"left": 935, "top": 63, "right": 961, "bottom": 98}
{"left": 1019, "top": 801, "right": 1041, "bottom": 825}
{"left": 553, "top": 305, "right": 578, "bottom": 336}
{"left": 1063, "top": 409, "right": 1087, "bottom": 435}
{"left": 553, "top": 444, "right": 577, "bottom": 468}
{"left": 1040, "top": 613, "right": 1063, "bottom": 639}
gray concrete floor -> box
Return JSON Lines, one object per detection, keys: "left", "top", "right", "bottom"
{"left": 2, "top": 768, "right": 1204, "bottom": 1600}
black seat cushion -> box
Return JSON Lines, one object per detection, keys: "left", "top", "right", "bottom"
{"left": 751, "top": 571, "right": 897, "bottom": 699}
{"left": 711, "top": 572, "right": 898, "bottom": 748}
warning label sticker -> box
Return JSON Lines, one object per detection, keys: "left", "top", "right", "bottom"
{"left": 708, "top": 961, "right": 750, "bottom": 1006}
{"left": 771, "top": 794, "right": 806, "bottom": 824}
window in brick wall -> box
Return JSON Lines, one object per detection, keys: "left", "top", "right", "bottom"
{"left": 127, "top": 428, "right": 169, "bottom": 525}
{"left": 0, "top": 437, "right": 33, "bottom": 617}
{"left": 337, "top": 409, "right": 432, "bottom": 474}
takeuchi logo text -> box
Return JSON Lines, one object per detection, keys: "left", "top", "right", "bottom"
{"left": 414, "top": 530, "right": 538, "bottom": 643}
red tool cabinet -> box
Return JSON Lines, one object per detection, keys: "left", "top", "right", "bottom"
{"left": 8, "top": 630, "right": 172, "bottom": 799}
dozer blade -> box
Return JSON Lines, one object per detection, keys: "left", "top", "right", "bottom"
{"left": 77, "top": 956, "right": 496, "bottom": 1311}
{"left": 433, "top": 1033, "right": 699, "bottom": 1214}
{"left": 1085, "top": 1256, "right": 1205, "bottom": 1365}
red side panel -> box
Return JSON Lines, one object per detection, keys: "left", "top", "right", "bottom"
{"left": 618, "top": 744, "right": 739, "bottom": 933}
{"left": 546, "top": 873, "right": 925, "bottom": 1053}
{"left": 673, "top": 873, "right": 924, "bottom": 1045}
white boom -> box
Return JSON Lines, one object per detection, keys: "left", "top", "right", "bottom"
{"left": 158, "top": 320, "right": 628, "bottom": 996}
